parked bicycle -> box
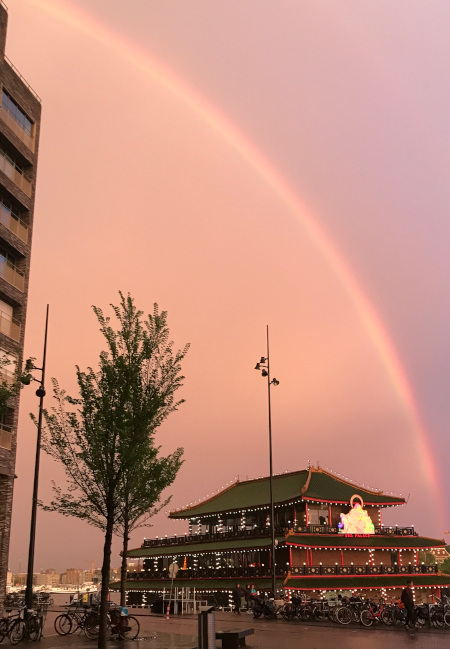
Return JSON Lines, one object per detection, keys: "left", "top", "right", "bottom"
{"left": 8, "top": 606, "right": 43, "bottom": 645}
{"left": 84, "top": 605, "right": 139, "bottom": 640}
{"left": 54, "top": 606, "right": 92, "bottom": 635}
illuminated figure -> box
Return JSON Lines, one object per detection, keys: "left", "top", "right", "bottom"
{"left": 338, "top": 495, "right": 375, "bottom": 534}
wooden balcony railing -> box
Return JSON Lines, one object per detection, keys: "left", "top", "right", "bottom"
{"left": 0, "top": 105, "right": 35, "bottom": 153}
{"left": 0, "top": 208, "right": 28, "bottom": 243}
{"left": 0, "top": 262, "right": 24, "bottom": 292}
{"left": 0, "top": 310, "right": 20, "bottom": 341}
{"left": 0, "top": 153, "right": 32, "bottom": 197}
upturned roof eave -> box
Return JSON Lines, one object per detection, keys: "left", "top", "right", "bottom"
{"left": 168, "top": 467, "right": 405, "bottom": 519}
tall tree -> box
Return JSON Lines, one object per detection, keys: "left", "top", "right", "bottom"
{"left": 40, "top": 293, "right": 189, "bottom": 648}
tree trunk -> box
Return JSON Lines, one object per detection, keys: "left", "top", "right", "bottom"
{"left": 120, "top": 518, "right": 130, "bottom": 607}
{"left": 98, "top": 498, "right": 115, "bottom": 649}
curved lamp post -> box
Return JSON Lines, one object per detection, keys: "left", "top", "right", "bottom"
{"left": 21, "top": 305, "right": 49, "bottom": 611}
{"left": 254, "top": 325, "right": 279, "bottom": 597}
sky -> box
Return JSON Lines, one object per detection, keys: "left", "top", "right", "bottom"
{"left": 4, "top": 0, "right": 450, "bottom": 573}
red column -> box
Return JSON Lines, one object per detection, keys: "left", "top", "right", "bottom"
{"left": 328, "top": 504, "right": 332, "bottom": 526}
{"left": 340, "top": 550, "right": 344, "bottom": 567}
{"left": 397, "top": 550, "right": 401, "bottom": 565}
{"left": 305, "top": 503, "right": 309, "bottom": 525}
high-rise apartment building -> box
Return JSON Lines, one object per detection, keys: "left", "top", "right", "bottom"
{"left": 0, "top": 2, "right": 41, "bottom": 602}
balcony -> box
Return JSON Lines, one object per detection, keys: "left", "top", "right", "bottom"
{"left": 140, "top": 525, "right": 419, "bottom": 551}
{"left": 292, "top": 524, "right": 417, "bottom": 537}
{"left": 0, "top": 261, "right": 24, "bottom": 292}
{"left": 0, "top": 208, "right": 28, "bottom": 243}
{"left": 290, "top": 564, "right": 438, "bottom": 576}
{"left": 0, "top": 105, "right": 35, "bottom": 153}
{"left": 142, "top": 526, "right": 287, "bottom": 549}
{"left": 127, "top": 564, "right": 439, "bottom": 582}
{"left": 0, "top": 310, "right": 20, "bottom": 341}
{"left": 0, "top": 422, "right": 12, "bottom": 450}
{"left": 128, "top": 565, "right": 285, "bottom": 581}
{"left": 0, "top": 153, "right": 32, "bottom": 198}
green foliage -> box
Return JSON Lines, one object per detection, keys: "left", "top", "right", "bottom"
{"left": 418, "top": 550, "right": 437, "bottom": 566}
{"left": 38, "top": 292, "right": 189, "bottom": 645}
{"left": 441, "top": 556, "right": 450, "bottom": 575}
{"left": 40, "top": 292, "right": 189, "bottom": 526}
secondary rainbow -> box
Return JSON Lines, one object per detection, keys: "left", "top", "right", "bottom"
{"left": 29, "top": 0, "right": 445, "bottom": 530}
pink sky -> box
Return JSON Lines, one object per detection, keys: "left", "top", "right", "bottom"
{"left": 5, "top": 0, "right": 450, "bottom": 572}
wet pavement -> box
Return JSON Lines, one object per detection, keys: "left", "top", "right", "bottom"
{"left": 28, "top": 609, "right": 450, "bottom": 649}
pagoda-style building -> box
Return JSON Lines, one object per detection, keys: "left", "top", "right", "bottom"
{"left": 117, "top": 467, "right": 450, "bottom": 607}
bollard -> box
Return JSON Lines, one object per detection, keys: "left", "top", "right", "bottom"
{"left": 198, "top": 606, "right": 215, "bottom": 649}
{"left": 165, "top": 603, "right": 170, "bottom": 621}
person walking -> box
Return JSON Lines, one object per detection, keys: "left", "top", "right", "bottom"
{"left": 401, "top": 580, "right": 415, "bottom": 629}
{"left": 232, "top": 583, "right": 243, "bottom": 614}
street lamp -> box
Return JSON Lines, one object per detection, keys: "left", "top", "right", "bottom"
{"left": 254, "top": 325, "right": 279, "bottom": 598}
{"left": 21, "top": 305, "right": 49, "bottom": 611}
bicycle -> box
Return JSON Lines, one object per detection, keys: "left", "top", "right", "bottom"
{"left": 54, "top": 606, "right": 91, "bottom": 635}
{"left": 8, "top": 606, "right": 43, "bottom": 645}
{"left": 84, "top": 605, "right": 139, "bottom": 640}
{"left": 0, "top": 608, "right": 21, "bottom": 642}
{"left": 360, "top": 599, "right": 391, "bottom": 627}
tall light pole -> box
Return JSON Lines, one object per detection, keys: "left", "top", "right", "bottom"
{"left": 22, "top": 305, "right": 49, "bottom": 611}
{"left": 254, "top": 325, "right": 279, "bottom": 597}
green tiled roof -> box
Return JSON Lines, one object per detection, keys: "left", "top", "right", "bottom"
{"left": 286, "top": 534, "right": 446, "bottom": 550}
{"left": 169, "top": 471, "right": 309, "bottom": 519}
{"left": 302, "top": 469, "right": 405, "bottom": 505}
{"left": 110, "top": 578, "right": 284, "bottom": 592}
{"left": 284, "top": 574, "right": 450, "bottom": 590}
{"left": 169, "top": 468, "right": 404, "bottom": 520}
{"left": 127, "top": 536, "right": 285, "bottom": 558}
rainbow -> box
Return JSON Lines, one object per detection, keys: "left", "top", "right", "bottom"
{"left": 29, "top": 0, "right": 444, "bottom": 530}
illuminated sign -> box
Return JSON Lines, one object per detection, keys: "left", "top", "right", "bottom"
{"left": 338, "top": 494, "right": 375, "bottom": 535}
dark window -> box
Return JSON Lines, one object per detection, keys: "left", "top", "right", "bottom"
{"left": 2, "top": 90, "right": 33, "bottom": 136}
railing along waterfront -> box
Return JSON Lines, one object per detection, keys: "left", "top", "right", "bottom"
{"left": 128, "top": 563, "right": 438, "bottom": 581}
{"left": 141, "top": 525, "right": 417, "bottom": 549}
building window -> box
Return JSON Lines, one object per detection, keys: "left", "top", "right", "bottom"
{"left": 0, "top": 196, "right": 21, "bottom": 223}
{"left": 0, "top": 249, "right": 19, "bottom": 270}
{"left": 0, "top": 249, "right": 25, "bottom": 291}
{"left": 1, "top": 90, "right": 33, "bottom": 136}
{"left": 308, "top": 504, "right": 329, "bottom": 525}
{"left": 0, "top": 145, "right": 26, "bottom": 179}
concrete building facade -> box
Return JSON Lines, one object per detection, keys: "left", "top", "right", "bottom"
{"left": 0, "top": 1, "right": 41, "bottom": 603}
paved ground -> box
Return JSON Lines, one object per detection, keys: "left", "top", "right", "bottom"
{"left": 26, "top": 608, "right": 450, "bottom": 649}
